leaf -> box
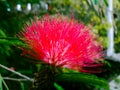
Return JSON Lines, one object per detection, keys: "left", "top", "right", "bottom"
{"left": 104, "top": 0, "right": 108, "bottom": 6}
{"left": 17, "top": 70, "right": 32, "bottom": 75}
{"left": 0, "top": 39, "right": 28, "bottom": 47}
{"left": 55, "top": 73, "right": 109, "bottom": 90}
{"left": 0, "top": 74, "right": 3, "bottom": 90}
{"left": 93, "top": 0, "right": 99, "bottom": 5}
{"left": 62, "top": 68, "right": 79, "bottom": 73}
{"left": 54, "top": 82, "right": 64, "bottom": 90}
{"left": 103, "top": 60, "right": 111, "bottom": 67}
{"left": 0, "top": 30, "right": 7, "bottom": 37}
{"left": 20, "top": 82, "right": 25, "bottom": 90}
{"left": 0, "top": 30, "right": 11, "bottom": 56}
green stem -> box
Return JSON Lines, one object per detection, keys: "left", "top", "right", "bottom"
{"left": 0, "top": 74, "right": 9, "bottom": 90}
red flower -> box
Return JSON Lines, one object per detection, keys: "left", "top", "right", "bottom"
{"left": 19, "top": 15, "right": 103, "bottom": 72}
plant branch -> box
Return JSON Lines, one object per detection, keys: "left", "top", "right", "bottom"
{"left": 3, "top": 77, "right": 31, "bottom": 82}
{"left": 0, "top": 64, "right": 34, "bottom": 82}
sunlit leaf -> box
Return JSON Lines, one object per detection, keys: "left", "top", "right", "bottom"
{"left": 54, "top": 82, "right": 64, "bottom": 90}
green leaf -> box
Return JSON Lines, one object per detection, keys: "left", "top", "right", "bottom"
{"left": 20, "top": 82, "right": 25, "bottom": 90}
{"left": 103, "top": 60, "right": 111, "bottom": 67}
{"left": 0, "top": 38, "right": 28, "bottom": 47}
{"left": 54, "top": 82, "right": 64, "bottom": 90}
{"left": 17, "top": 70, "right": 32, "bottom": 75}
{"left": 55, "top": 73, "right": 109, "bottom": 90}
{"left": 0, "top": 74, "right": 3, "bottom": 90}
{"left": 62, "top": 68, "right": 79, "bottom": 73}
{"left": 0, "top": 30, "right": 11, "bottom": 56}
{"left": 104, "top": 0, "right": 108, "bottom": 6}
{"left": 93, "top": 0, "right": 99, "bottom": 5}
{"left": 0, "top": 30, "right": 7, "bottom": 37}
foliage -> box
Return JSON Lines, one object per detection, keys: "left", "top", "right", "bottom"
{"left": 55, "top": 72, "right": 109, "bottom": 90}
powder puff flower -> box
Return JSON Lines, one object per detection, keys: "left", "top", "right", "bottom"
{"left": 19, "top": 15, "right": 103, "bottom": 73}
